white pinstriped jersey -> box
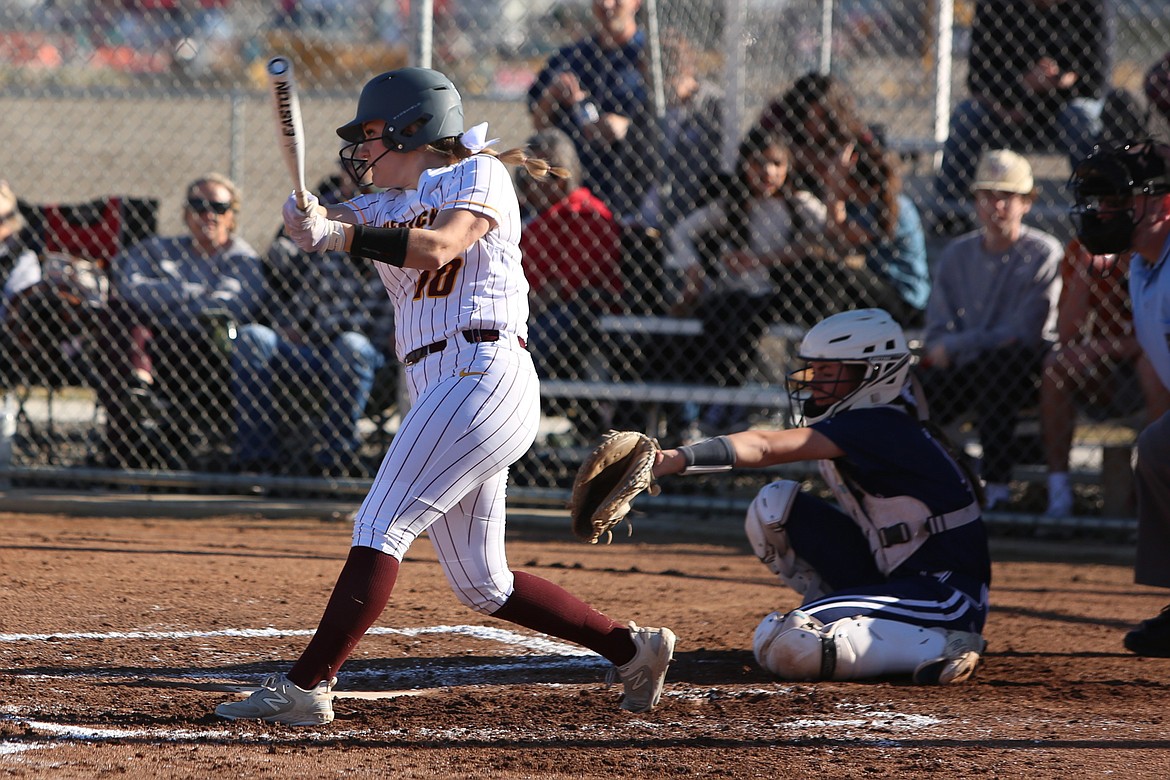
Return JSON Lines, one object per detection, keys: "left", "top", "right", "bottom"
{"left": 345, "top": 154, "right": 529, "bottom": 362}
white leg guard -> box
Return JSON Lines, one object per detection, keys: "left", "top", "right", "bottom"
{"left": 825, "top": 617, "right": 952, "bottom": 679}
{"left": 753, "top": 612, "right": 985, "bottom": 683}
{"left": 745, "top": 481, "right": 827, "bottom": 603}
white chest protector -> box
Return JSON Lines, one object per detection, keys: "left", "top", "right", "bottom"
{"left": 817, "top": 458, "right": 981, "bottom": 575}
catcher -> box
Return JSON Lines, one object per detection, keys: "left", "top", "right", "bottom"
{"left": 571, "top": 309, "right": 991, "bottom": 684}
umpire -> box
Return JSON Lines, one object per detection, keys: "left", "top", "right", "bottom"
{"left": 1070, "top": 140, "right": 1170, "bottom": 656}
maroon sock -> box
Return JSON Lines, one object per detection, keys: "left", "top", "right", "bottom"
{"left": 491, "top": 571, "right": 636, "bottom": 666}
{"left": 287, "top": 546, "right": 399, "bottom": 689}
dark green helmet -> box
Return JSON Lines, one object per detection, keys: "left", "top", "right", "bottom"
{"left": 336, "top": 67, "right": 464, "bottom": 152}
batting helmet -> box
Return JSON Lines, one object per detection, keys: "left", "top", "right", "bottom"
{"left": 336, "top": 67, "right": 464, "bottom": 152}
{"left": 787, "top": 308, "right": 911, "bottom": 426}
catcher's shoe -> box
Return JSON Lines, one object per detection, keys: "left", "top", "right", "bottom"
{"left": 215, "top": 673, "right": 335, "bottom": 726}
{"left": 615, "top": 622, "right": 676, "bottom": 712}
{"left": 1124, "top": 605, "right": 1170, "bottom": 657}
{"left": 912, "top": 630, "right": 986, "bottom": 685}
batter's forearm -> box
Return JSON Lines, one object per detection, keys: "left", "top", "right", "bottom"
{"left": 347, "top": 223, "right": 473, "bottom": 272}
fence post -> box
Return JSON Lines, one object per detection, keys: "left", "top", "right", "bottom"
{"left": 933, "top": 0, "right": 955, "bottom": 171}
{"left": 720, "top": 0, "right": 746, "bottom": 174}
{"left": 410, "top": 0, "right": 434, "bottom": 68}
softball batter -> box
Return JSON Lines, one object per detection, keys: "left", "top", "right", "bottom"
{"left": 215, "top": 67, "right": 675, "bottom": 725}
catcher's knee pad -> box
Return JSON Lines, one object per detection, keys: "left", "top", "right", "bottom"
{"left": 753, "top": 609, "right": 830, "bottom": 680}
{"left": 745, "top": 481, "right": 826, "bottom": 602}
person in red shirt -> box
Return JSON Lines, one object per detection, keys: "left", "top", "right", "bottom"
{"left": 518, "top": 128, "right": 623, "bottom": 381}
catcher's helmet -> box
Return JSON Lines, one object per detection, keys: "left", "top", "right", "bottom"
{"left": 336, "top": 67, "right": 464, "bottom": 152}
{"left": 1069, "top": 140, "right": 1170, "bottom": 255}
{"left": 787, "top": 308, "right": 911, "bottom": 426}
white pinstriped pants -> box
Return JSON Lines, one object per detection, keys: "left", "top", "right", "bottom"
{"left": 351, "top": 338, "right": 540, "bottom": 613}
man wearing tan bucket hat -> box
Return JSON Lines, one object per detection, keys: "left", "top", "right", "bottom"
{"left": 917, "top": 150, "right": 1063, "bottom": 511}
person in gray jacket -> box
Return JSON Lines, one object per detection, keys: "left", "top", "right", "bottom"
{"left": 917, "top": 150, "right": 1062, "bottom": 510}
{"left": 98, "top": 173, "right": 265, "bottom": 469}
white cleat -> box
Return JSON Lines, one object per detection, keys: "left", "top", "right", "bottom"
{"left": 215, "top": 673, "right": 335, "bottom": 726}
{"left": 616, "top": 622, "right": 677, "bottom": 712}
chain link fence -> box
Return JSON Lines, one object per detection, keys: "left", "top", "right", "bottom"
{"left": 1, "top": 0, "right": 1168, "bottom": 522}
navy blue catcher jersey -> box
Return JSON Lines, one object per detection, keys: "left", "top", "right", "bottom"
{"left": 812, "top": 404, "right": 992, "bottom": 587}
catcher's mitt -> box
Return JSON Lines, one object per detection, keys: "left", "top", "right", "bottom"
{"left": 568, "top": 430, "right": 661, "bottom": 544}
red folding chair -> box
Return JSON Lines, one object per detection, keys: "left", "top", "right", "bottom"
{"left": 3, "top": 196, "right": 158, "bottom": 464}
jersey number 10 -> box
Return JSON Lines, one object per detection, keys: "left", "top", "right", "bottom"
{"left": 412, "top": 257, "right": 463, "bottom": 300}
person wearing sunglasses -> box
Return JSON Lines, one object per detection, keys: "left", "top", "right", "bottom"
{"left": 95, "top": 173, "right": 265, "bottom": 469}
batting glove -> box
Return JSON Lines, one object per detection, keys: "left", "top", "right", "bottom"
{"left": 282, "top": 191, "right": 345, "bottom": 253}
{"left": 288, "top": 213, "right": 346, "bottom": 254}
{"left": 282, "top": 190, "right": 319, "bottom": 229}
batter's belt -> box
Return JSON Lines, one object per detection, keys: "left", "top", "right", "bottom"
{"left": 403, "top": 329, "right": 527, "bottom": 366}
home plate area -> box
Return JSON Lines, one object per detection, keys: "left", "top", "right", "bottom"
{"left": 4, "top": 513, "right": 1170, "bottom": 777}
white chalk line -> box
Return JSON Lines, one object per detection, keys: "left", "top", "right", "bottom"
{"left": 0, "top": 699, "right": 943, "bottom": 757}
{"left": 0, "top": 624, "right": 596, "bottom": 658}
{"left": 4, "top": 623, "right": 611, "bottom": 700}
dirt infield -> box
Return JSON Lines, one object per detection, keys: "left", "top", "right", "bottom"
{"left": 3, "top": 508, "right": 1170, "bottom": 779}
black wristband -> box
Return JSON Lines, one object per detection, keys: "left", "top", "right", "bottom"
{"left": 350, "top": 224, "right": 410, "bottom": 267}
{"left": 677, "top": 435, "right": 736, "bottom": 475}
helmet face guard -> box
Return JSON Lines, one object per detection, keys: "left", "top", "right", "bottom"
{"left": 339, "top": 143, "right": 378, "bottom": 190}
{"left": 787, "top": 354, "right": 911, "bottom": 427}
{"left": 1070, "top": 141, "right": 1170, "bottom": 255}
{"left": 785, "top": 308, "right": 912, "bottom": 426}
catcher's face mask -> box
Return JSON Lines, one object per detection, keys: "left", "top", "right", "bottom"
{"left": 787, "top": 360, "right": 866, "bottom": 426}
{"left": 1070, "top": 141, "right": 1170, "bottom": 255}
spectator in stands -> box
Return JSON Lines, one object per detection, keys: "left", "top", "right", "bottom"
{"left": 231, "top": 171, "right": 390, "bottom": 478}
{"left": 753, "top": 72, "right": 876, "bottom": 201}
{"left": 666, "top": 127, "right": 826, "bottom": 321}
{"left": 0, "top": 181, "right": 39, "bottom": 338}
{"left": 98, "top": 173, "right": 265, "bottom": 469}
{"left": 822, "top": 138, "right": 930, "bottom": 328}
{"left": 0, "top": 181, "right": 97, "bottom": 390}
{"left": 518, "top": 129, "right": 623, "bottom": 381}
{"left": 1075, "top": 51, "right": 1170, "bottom": 153}
{"left": 527, "top": 0, "right": 655, "bottom": 221}
{"left": 656, "top": 126, "right": 827, "bottom": 437}
{"left": 1040, "top": 240, "right": 1170, "bottom": 518}
{"left": 1145, "top": 50, "right": 1170, "bottom": 134}
{"left": 638, "top": 29, "right": 725, "bottom": 231}
{"left": 935, "top": 0, "right": 1109, "bottom": 205}
{"left": 918, "top": 150, "right": 1062, "bottom": 511}
{"left": 0, "top": 180, "right": 50, "bottom": 389}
